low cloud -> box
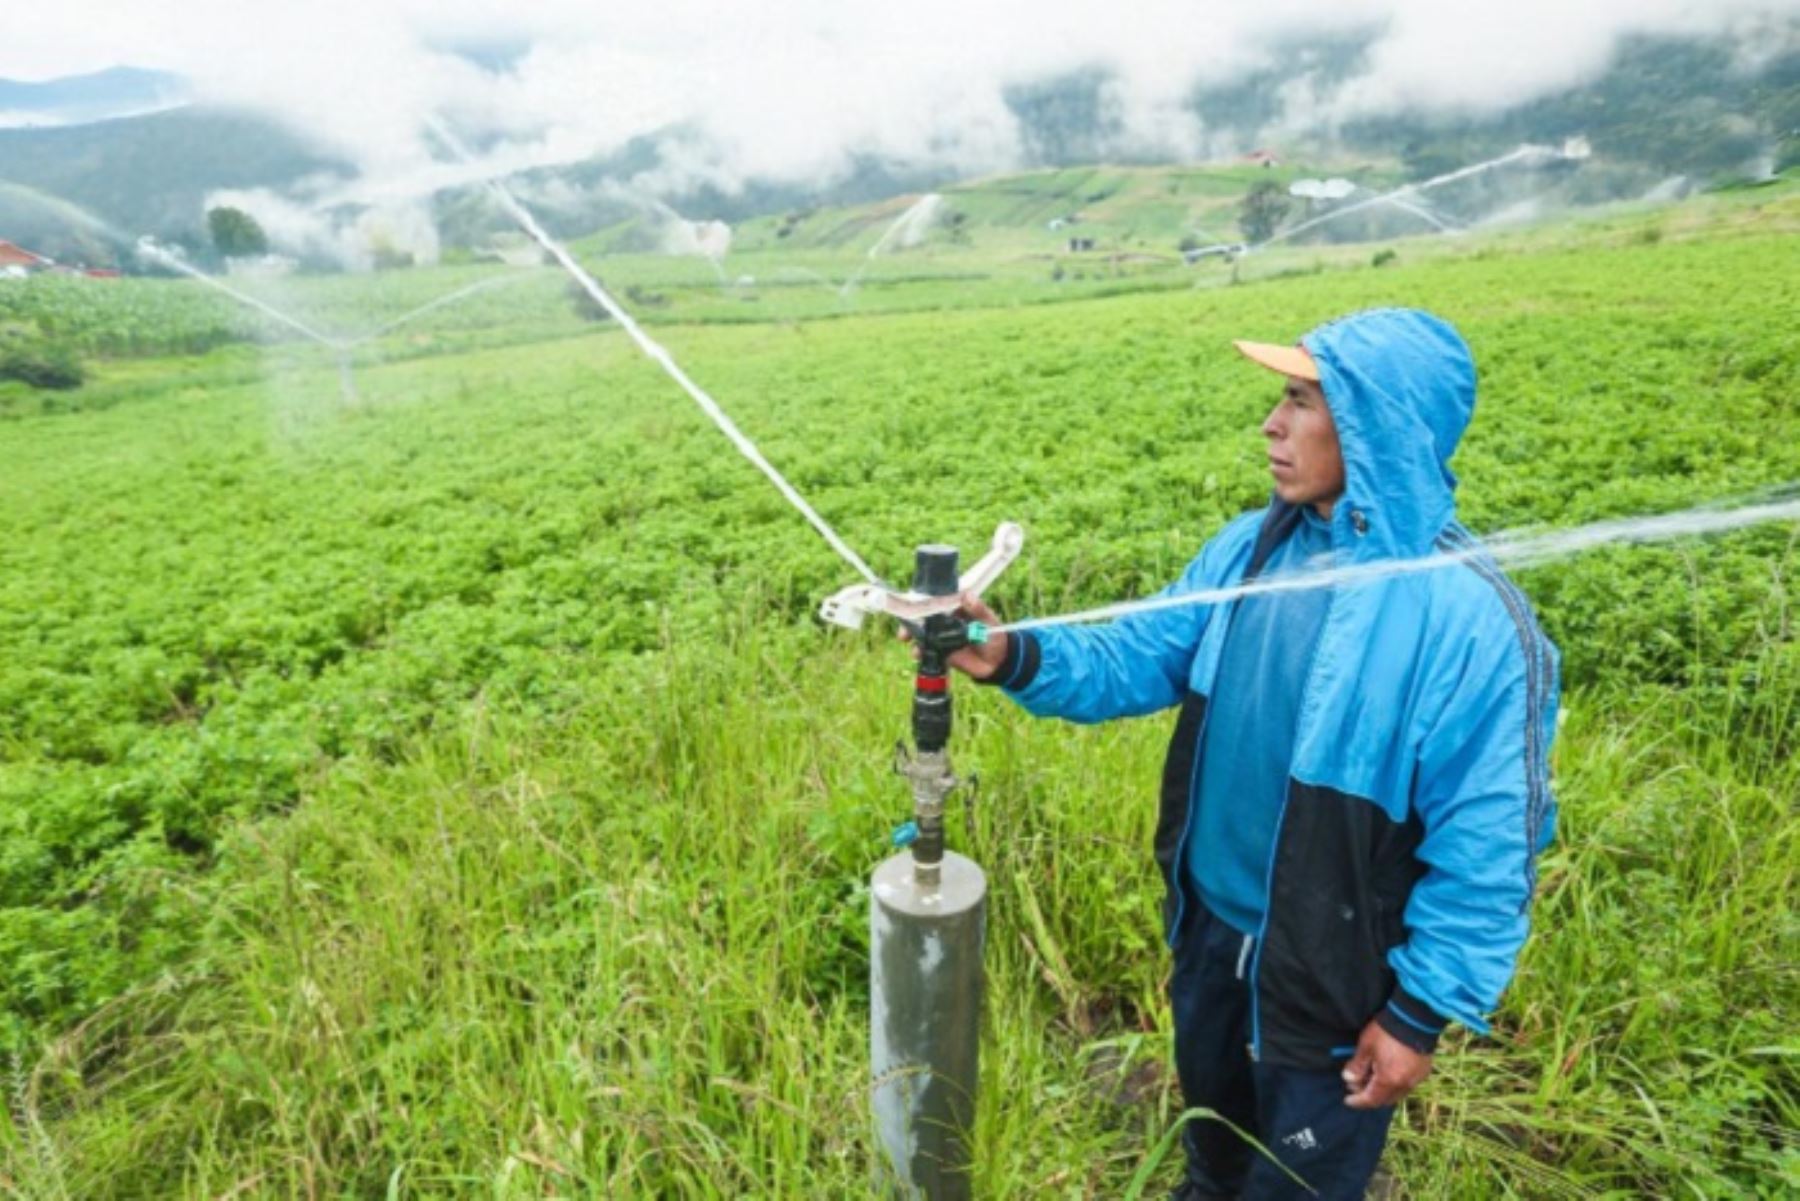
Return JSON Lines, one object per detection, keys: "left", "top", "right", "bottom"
{"left": 10, "top": 0, "right": 1797, "bottom": 209}
{"left": 204, "top": 187, "right": 441, "bottom": 269}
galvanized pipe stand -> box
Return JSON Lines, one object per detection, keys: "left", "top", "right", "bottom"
{"left": 871, "top": 545, "right": 988, "bottom": 1200}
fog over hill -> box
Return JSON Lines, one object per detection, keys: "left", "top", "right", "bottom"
{"left": 1, "top": 10, "right": 1794, "bottom": 267}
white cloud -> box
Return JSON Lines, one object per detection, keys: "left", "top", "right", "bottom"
{"left": 204, "top": 187, "right": 440, "bottom": 269}
{"left": 1328, "top": 1, "right": 1793, "bottom": 116}
{"left": 6, "top": 0, "right": 1796, "bottom": 206}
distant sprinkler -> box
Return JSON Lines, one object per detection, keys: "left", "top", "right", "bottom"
{"left": 840, "top": 194, "right": 943, "bottom": 299}
{"left": 136, "top": 238, "right": 344, "bottom": 350}
{"left": 1255, "top": 140, "right": 1586, "bottom": 252}
{"left": 427, "top": 110, "right": 884, "bottom": 586}
{"left": 335, "top": 349, "right": 358, "bottom": 404}
{"left": 136, "top": 237, "right": 359, "bottom": 403}
{"left": 613, "top": 185, "right": 732, "bottom": 288}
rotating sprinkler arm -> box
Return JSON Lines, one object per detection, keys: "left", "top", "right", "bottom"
{"left": 818, "top": 521, "right": 1024, "bottom": 631}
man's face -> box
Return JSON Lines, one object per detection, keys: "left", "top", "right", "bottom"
{"left": 1261, "top": 375, "right": 1346, "bottom": 517}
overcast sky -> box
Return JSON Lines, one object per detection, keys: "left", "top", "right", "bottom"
{"left": 7, "top": 1, "right": 1797, "bottom": 198}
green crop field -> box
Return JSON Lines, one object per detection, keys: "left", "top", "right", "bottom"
{"left": 0, "top": 180, "right": 1796, "bottom": 1197}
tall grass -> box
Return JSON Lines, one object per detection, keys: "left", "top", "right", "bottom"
{"left": 4, "top": 614, "right": 1793, "bottom": 1196}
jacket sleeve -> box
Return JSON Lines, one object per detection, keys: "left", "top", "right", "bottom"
{"left": 1381, "top": 619, "right": 1560, "bottom": 1053}
{"left": 981, "top": 513, "right": 1258, "bottom": 725}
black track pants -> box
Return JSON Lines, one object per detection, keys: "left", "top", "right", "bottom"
{"left": 1170, "top": 894, "right": 1395, "bottom": 1200}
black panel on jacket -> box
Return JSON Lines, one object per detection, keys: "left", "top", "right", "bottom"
{"left": 1255, "top": 781, "right": 1427, "bottom": 1068}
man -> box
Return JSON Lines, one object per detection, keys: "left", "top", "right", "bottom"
{"left": 946, "top": 308, "right": 1560, "bottom": 1199}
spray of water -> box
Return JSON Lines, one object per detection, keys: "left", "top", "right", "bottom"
{"left": 136, "top": 239, "right": 347, "bottom": 350}
{"left": 839, "top": 194, "right": 943, "bottom": 299}
{"left": 996, "top": 494, "right": 1800, "bottom": 634}
{"left": 135, "top": 243, "right": 541, "bottom": 407}
{"left": 1255, "top": 142, "right": 1579, "bottom": 252}
{"left": 657, "top": 212, "right": 731, "bottom": 287}
{"left": 137, "top": 238, "right": 363, "bottom": 403}
{"left": 425, "top": 117, "right": 881, "bottom": 586}
{"left": 598, "top": 184, "right": 732, "bottom": 287}
{"left": 1380, "top": 195, "right": 1461, "bottom": 233}
{"left": 344, "top": 270, "right": 545, "bottom": 346}
{"left": 335, "top": 351, "right": 358, "bottom": 403}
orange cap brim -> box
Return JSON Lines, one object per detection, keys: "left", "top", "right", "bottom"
{"left": 1233, "top": 339, "right": 1320, "bottom": 381}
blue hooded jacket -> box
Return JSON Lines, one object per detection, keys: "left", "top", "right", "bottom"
{"left": 985, "top": 308, "right": 1560, "bottom": 1065}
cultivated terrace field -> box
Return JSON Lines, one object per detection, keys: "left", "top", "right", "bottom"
{"left": 0, "top": 181, "right": 1796, "bottom": 1196}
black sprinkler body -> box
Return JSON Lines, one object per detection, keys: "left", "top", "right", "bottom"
{"left": 908, "top": 544, "right": 967, "bottom": 872}
{"left": 909, "top": 545, "right": 969, "bottom": 758}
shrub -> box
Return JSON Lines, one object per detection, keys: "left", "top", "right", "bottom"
{"left": 0, "top": 340, "right": 85, "bottom": 390}
{"left": 565, "top": 278, "right": 611, "bottom": 323}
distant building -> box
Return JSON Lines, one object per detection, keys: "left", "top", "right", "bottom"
{"left": 1243, "top": 149, "right": 1281, "bottom": 168}
{"left": 1068, "top": 236, "right": 1096, "bottom": 252}
{"left": 0, "top": 240, "right": 53, "bottom": 278}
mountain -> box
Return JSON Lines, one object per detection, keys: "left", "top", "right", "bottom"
{"left": 1016, "top": 33, "right": 1797, "bottom": 181}
{"left": 0, "top": 105, "right": 348, "bottom": 264}
{"left": 0, "top": 66, "right": 190, "bottom": 128}
{"left": 1341, "top": 35, "right": 1800, "bottom": 184}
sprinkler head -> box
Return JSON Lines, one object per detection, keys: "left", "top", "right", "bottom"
{"left": 913, "top": 545, "right": 959, "bottom": 597}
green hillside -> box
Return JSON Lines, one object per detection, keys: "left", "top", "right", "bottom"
{"left": 721, "top": 163, "right": 1401, "bottom": 258}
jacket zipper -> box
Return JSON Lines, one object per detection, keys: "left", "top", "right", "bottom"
{"left": 1246, "top": 571, "right": 1342, "bottom": 1062}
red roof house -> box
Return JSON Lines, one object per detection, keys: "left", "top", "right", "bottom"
{"left": 0, "top": 241, "right": 53, "bottom": 272}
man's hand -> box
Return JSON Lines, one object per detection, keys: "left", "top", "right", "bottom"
{"left": 1341, "top": 1019, "right": 1432, "bottom": 1109}
{"left": 899, "top": 592, "right": 1011, "bottom": 682}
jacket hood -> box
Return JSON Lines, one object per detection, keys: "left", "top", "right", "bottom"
{"left": 1301, "top": 308, "right": 1475, "bottom": 559}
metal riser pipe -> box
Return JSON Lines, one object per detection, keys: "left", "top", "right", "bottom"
{"left": 871, "top": 850, "right": 987, "bottom": 1199}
